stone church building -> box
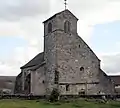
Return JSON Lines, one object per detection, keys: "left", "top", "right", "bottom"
{"left": 14, "top": 9, "right": 115, "bottom": 96}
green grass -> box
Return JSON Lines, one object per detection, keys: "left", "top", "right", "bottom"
{"left": 0, "top": 99, "right": 120, "bottom": 108}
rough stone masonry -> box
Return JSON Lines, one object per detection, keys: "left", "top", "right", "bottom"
{"left": 14, "top": 9, "right": 115, "bottom": 96}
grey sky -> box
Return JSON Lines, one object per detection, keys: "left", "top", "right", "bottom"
{"left": 0, "top": 0, "right": 50, "bottom": 21}
{"left": 0, "top": 0, "right": 120, "bottom": 75}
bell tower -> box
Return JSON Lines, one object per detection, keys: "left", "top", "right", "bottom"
{"left": 43, "top": 9, "right": 78, "bottom": 94}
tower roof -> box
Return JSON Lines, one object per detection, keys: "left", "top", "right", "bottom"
{"left": 43, "top": 9, "right": 78, "bottom": 23}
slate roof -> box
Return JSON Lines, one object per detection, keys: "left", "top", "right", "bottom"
{"left": 43, "top": 9, "right": 78, "bottom": 23}
{"left": 20, "top": 52, "right": 44, "bottom": 69}
{"left": 109, "top": 76, "right": 120, "bottom": 85}
{"left": 99, "top": 69, "right": 111, "bottom": 80}
{"left": 30, "top": 61, "right": 45, "bottom": 71}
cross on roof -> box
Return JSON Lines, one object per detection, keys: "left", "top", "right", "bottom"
{"left": 64, "top": 0, "right": 67, "bottom": 10}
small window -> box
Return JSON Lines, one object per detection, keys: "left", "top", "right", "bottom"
{"left": 42, "top": 80, "right": 45, "bottom": 84}
{"left": 48, "top": 22, "right": 52, "bottom": 33}
{"left": 80, "top": 67, "right": 84, "bottom": 71}
{"left": 54, "top": 70, "right": 59, "bottom": 84}
{"left": 64, "top": 21, "right": 70, "bottom": 33}
{"left": 66, "top": 84, "right": 70, "bottom": 91}
{"left": 79, "top": 45, "right": 80, "bottom": 48}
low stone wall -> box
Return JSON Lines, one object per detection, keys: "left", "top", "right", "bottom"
{"left": 0, "top": 94, "right": 118, "bottom": 100}
{"left": 0, "top": 94, "right": 46, "bottom": 100}
{"left": 60, "top": 94, "right": 116, "bottom": 100}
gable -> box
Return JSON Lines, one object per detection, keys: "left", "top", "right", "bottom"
{"left": 56, "top": 31, "right": 100, "bottom": 64}
{"left": 43, "top": 9, "right": 78, "bottom": 24}
{"left": 56, "top": 31, "right": 101, "bottom": 83}
{"left": 77, "top": 35, "right": 100, "bottom": 61}
{"left": 20, "top": 52, "right": 44, "bottom": 69}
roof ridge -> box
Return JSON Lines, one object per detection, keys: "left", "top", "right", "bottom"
{"left": 43, "top": 9, "right": 78, "bottom": 23}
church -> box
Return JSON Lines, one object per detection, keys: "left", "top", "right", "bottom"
{"left": 14, "top": 9, "right": 115, "bottom": 96}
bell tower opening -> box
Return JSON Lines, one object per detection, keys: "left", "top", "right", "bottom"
{"left": 48, "top": 22, "right": 52, "bottom": 33}
{"left": 64, "top": 21, "right": 71, "bottom": 33}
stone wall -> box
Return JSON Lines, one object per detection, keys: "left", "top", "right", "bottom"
{"left": 43, "top": 9, "right": 115, "bottom": 95}
{"left": 31, "top": 65, "right": 46, "bottom": 95}
{"left": 98, "top": 69, "right": 115, "bottom": 95}
{"left": 56, "top": 10, "right": 78, "bottom": 35}
{"left": 18, "top": 66, "right": 36, "bottom": 94}
{"left": 44, "top": 27, "right": 58, "bottom": 94}
{"left": 22, "top": 66, "right": 37, "bottom": 89}
{"left": 15, "top": 65, "right": 46, "bottom": 95}
{"left": 24, "top": 73, "right": 31, "bottom": 94}
{"left": 43, "top": 10, "right": 80, "bottom": 95}
{"left": 55, "top": 30, "right": 100, "bottom": 95}
{"left": 14, "top": 72, "right": 22, "bottom": 94}
{"left": 59, "top": 83, "right": 100, "bottom": 95}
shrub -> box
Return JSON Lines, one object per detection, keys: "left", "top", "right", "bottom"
{"left": 49, "top": 88, "right": 60, "bottom": 102}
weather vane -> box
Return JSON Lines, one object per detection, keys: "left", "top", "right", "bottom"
{"left": 64, "top": 0, "right": 67, "bottom": 10}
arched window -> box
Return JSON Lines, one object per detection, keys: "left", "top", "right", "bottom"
{"left": 64, "top": 21, "right": 70, "bottom": 33}
{"left": 80, "top": 67, "right": 84, "bottom": 71}
{"left": 48, "top": 22, "right": 52, "bottom": 33}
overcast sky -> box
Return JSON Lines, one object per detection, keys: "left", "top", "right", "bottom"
{"left": 0, "top": 0, "right": 120, "bottom": 76}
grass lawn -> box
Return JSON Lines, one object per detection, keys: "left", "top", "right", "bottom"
{"left": 0, "top": 99, "right": 120, "bottom": 108}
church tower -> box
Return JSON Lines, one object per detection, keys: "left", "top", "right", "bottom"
{"left": 43, "top": 9, "right": 78, "bottom": 94}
